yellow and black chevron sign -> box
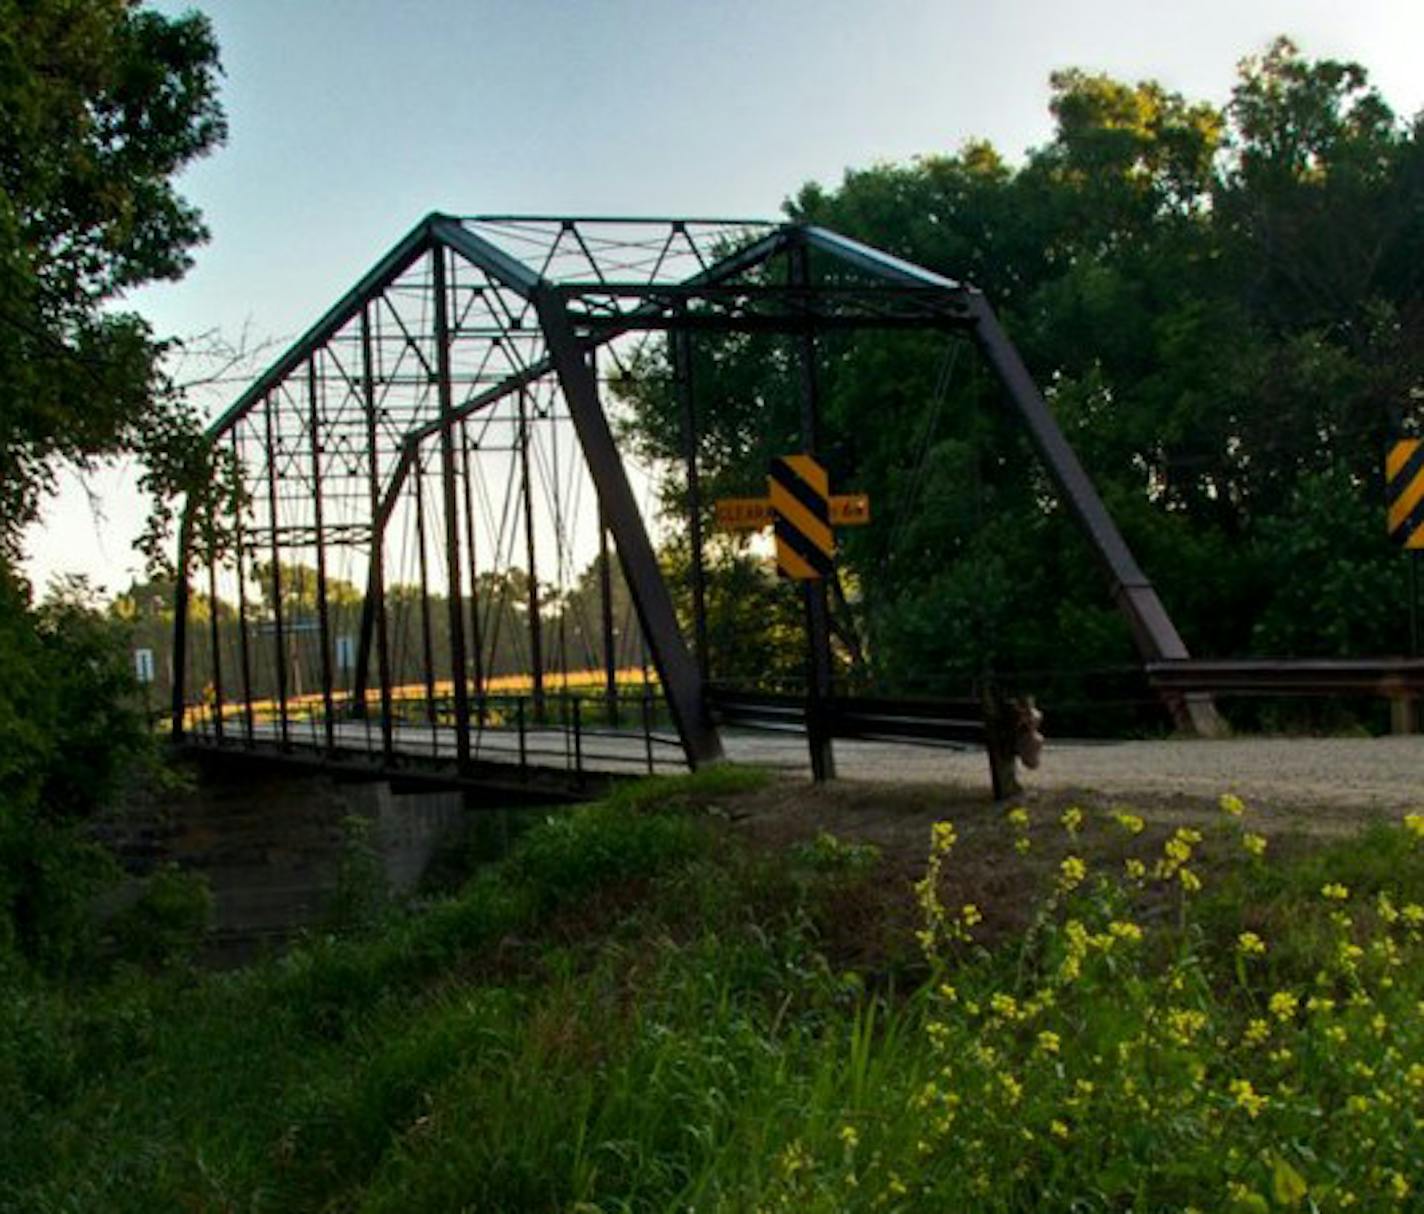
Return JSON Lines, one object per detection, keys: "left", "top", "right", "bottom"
{"left": 1387, "top": 439, "right": 1424, "bottom": 550}
{"left": 769, "top": 454, "right": 835, "bottom": 580}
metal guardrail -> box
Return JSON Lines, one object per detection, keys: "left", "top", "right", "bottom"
{"left": 1146, "top": 659, "right": 1424, "bottom": 697}
{"left": 706, "top": 688, "right": 1023, "bottom": 797}
{"left": 1147, "top": 658, "right": 1424, "bottom": 735}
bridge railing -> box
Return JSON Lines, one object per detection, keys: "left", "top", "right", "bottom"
{"left": 179, "top": 685, "right": 686, "bottom": 784}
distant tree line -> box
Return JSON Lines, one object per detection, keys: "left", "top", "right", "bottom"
{"left": 114, "top": 552, "right": 653, "bottom": 711}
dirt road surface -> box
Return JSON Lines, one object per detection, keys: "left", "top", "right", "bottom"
{"left": 721, "top": 731, "right": 1424, "bottom": 818}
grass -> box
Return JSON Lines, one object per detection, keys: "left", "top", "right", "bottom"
{"left": 3, "top": 778, "right": 1424, "bottom": 1211}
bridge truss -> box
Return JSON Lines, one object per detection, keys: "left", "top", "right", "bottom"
{"left": 172, "top": 213, "right": 1205, "bottom": 790}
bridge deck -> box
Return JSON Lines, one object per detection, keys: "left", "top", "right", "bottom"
{"left": 179, "top": 714, "right": 984, "bottom": 792}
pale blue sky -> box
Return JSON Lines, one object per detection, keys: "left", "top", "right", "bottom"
{"left": 29, "top": 0, "right": 1424, "bottom": 593}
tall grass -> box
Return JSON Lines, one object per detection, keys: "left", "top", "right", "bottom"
{"left": 3, "top": 779, "right": 1424, "bottom": 1212}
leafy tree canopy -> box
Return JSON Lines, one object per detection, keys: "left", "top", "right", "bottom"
{"left": 618, "top": 39, "right": 1424, "bottom": 728}
{"left": 0, "top": 0, "right": 226, "bottom": 562}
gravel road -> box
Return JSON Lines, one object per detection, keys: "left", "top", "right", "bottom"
{"left": 721, "top": 731, "right": 1424, "bottom": 815}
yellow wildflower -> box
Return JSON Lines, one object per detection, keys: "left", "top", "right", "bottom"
{"left": 1059, "top": 855, "right": 1087, "bottom": 892}
{"left": 1243, "top": 1018, "right": 1271, "bottom": 1046}
{"left": 1157, "top": 827, "right": 1202, "bottom": 880}
{"left": 1109, "top": 920, "right": 1143, "bottom": 943}
{"left": 1111, "top": 809, "right": 1145, "bottom": 834}
{"left": 1403, "top": 812, "right": 1424, "bottom": 839}
{"left": 1049, "top": 1119, "right": 1070, "bottom": 1140}
{"left": 1243, "top": 832, "right": 1268, "bottom": 858}
{"left": 1321, "top": 882, "right": 1349, "bottom": 901}
{"left": 931, "top": 820, "right": 958, "bottom": 855}
{"left": 1179, "top": 867, "right": 1202, "bottom": 894}
{"left": 1014, "top": 836, "right": 1031, "bottom": 855}
{"left": 1389, "top": 1172, "right": 1410, "bottom": 1201}
{"left": 1228, "top": 1077, "right": 1267, "bottom": 1118}
{"left": 778, "top": 1140, "right": 810, "bottom": 1177}
{"left": 1168, "top": 1007, "right": 1208, "bottom": 1044}
{"left": 838, "top": 1124, "right": 859, "bottom": 1150}
{"left": 1124, "top": 858, "right": 1146, "bottom": 881}
{"left": 990, "top": 992, "right": 1020, "bottom": 1021}
{"left": 1237, "top": 931, "right": 1267, "bottom": 956}
{"left": 1061, "top": 806, "right": 1084, "bottom": 836}
{"left": 1268, "top": 990, "right": 1299, "bottom": 1022}
{"left": 1219, "top": 792, "right": 1246, "bottom": 817}
{"left": 1037, "top": 1030, "right": 1061, "bottom": 1055}
{"left": 1006, "top": 806, "right": 1029, "bottom": 828}
{"left": 961, "top": 903, "right": 983, "bottom": 928}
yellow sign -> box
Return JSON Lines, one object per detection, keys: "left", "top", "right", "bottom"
{"left": 712, "top": 456, "right": 869, "bottom": 581}
{"left": 769, "top": 454, "right": 833, "bottom": 580}
{"left": 1387, "top": 439, "right": 1424, "bottom": 550}
{"left": 715, "top": 493, "right": 871, "bottom": 531}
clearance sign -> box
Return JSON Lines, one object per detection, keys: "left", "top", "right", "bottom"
{"left": 713, "top": 454, "right": 870, "bottom": 580}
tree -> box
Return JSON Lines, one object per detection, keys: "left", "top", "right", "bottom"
{"left": 0, "top": 1, "right": 225, "bottom": 966}
{"left": 618, "top": 39, "right": 1424, "bottom": 732}
{"left": 0, "top": 0, "right": 226, "bottom": 559}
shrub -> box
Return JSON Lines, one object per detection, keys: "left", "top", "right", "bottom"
{"left": 109, "top": 863, "right": 213, "bottom": 968}
{"left": 0, "top": 572, "right": 153, "bottom": 970}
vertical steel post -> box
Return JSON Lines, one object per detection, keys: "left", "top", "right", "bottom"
{"left": 413, "top": 458, "right": 437, "bottom": 724}
{"left": 517, "top": 387, "right": 546, "bottom": 723}
{"left": 1410, "top": 552, "right": 1419, "bottom": 658}
{"left": 307, "top": 358, "right": 335, "bottom": 752}
{"left": 432, "top": 247, "right": 472, "bottom": 770}
{"left": 516, "top": 696, "right": 527, "bottom": 774}
{"left": 790, "top": 240, "right": 836, "bottom": 782}
{"left": 672, "top": 322, "right": 710, "bottom": 683}
{"left": 230, "top": 430, "right": 255, "bottom": 745}
{"left": 598, "top": 509, "right": 618, "bottom": 726}
{"left": 460, "top": 420, "right": 486, "bottom": 720}
{"left": 170, "top": 505, "right": 193, "bottom": 741}
{"left": 360, "top": 304, "right": 395, "bottom": 763}
{"left": 572, "top": 694, "right": 583, "bottom": 782}
{"left": 263, "top": 395, "right": 290, "bottom": 747}
{"left": 205, "top": 524, "right": 225, "bottom": 743}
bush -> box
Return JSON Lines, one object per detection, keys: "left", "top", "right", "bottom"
{"left": 0, "top": 570, "right": 153, "bottom": 969}
{"left": 109, "top": 863, "right": 213, "bottom": 968}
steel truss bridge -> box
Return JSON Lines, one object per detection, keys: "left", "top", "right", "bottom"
{"left": 170, "top": 213, "right": 1211, "bottom": 796}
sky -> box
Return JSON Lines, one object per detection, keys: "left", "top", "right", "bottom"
{"left": 25, "top": 0, "right": 1424, "bottom": 596}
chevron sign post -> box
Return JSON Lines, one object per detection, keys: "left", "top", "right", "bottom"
{"left": 713, "top": 455, "right": 870, "bottom": 780}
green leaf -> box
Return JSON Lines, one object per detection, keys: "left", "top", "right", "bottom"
{"left": 1271, "top": 1156, "right": 1308, "bottom": 1208}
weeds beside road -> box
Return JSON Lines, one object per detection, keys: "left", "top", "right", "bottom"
{"left": 3, "top": 768, "right": 1423, "bottom": 1211}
